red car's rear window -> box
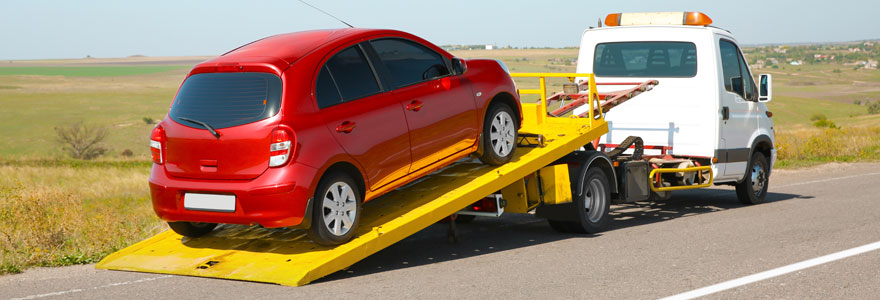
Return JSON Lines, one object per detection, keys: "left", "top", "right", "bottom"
{"left": 169, "top": 72, "right": 282, "bottom": 129}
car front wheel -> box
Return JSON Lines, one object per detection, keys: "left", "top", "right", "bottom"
{"left": 479, "top": 103, "right": 518, "bottom": 165}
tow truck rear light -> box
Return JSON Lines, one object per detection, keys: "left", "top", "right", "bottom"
{"left": 269, "top": 129, "right": 292, "bottom": 167}
{"left": 605, "top": 12, "right": 712, "bottom": 27}
{"left": 150, "top": 126, "right": 165, "bottom": 164}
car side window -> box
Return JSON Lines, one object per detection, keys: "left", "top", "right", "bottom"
{"left": 324, "top": 45, "right": 381, "bottom": 102}
{"left": 315, "top": 66, "right": 342, "bottom": 109}
{"left": 370, "top": 38, "right": 450, "bottom": 89}
{"left": 719, "top": 40, "right": 743, "bottom": 97}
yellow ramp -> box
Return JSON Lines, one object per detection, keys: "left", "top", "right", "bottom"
{"left": 96, "top": 116, "right": 606, "bottom": 286}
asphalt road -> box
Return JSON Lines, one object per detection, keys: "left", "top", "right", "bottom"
{"left": 3, "top": 163, "right": 880, "bottom": 300}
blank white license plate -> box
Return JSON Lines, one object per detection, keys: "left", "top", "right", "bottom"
{"left": 184, "top": 193, "right": 236, "bottom": 212}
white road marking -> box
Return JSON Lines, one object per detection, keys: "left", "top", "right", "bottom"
{"left": 10, "top": 275, "right": 172, "bottom": 300}
{"left": 659, "top": 240, "right": 880, "bottom": 300}
{"left": 774, "top": 171, "right": 880, "bottom": 189}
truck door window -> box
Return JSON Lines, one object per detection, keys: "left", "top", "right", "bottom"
{"left": 736, "top": 49, "right": 757, "bottom": 101}
{"left": 719, "top": 40, "right": 745, "bottom": 98}
{"left": 593, "top": 42, "right": 697, "bottom": 77}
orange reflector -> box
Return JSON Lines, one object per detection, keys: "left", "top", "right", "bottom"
{"left": 613, "top": 161, "right": 619, "bottom": 167}
{"left": 766, "top": 111, "right": 773, "bottom": 118}
{"left": 684, "top": 12, "right": 712, "bottom": 26}
{"left": 712, "top": 157, "right": 718, "bottom": 163}
{"left": 604, "top": 13, "right": 621, "bottom": 26}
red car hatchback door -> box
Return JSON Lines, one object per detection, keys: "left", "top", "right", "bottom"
{"left": 316, "top": 44, "right": 412, "bottom": 191}
{"left": 369, "top": 38, "right": 478, "bottom": 172}
{"left": 163, "top": 72, "right": 283, "bottom": 180}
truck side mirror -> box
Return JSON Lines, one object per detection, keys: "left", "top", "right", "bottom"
{"left": 451, "top": 58, "right": 467, "bottom": 75}
{"left": 758, "top": 74, "right": 772, "bottom": 102}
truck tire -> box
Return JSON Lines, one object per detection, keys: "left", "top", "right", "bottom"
{"left": 736, "top": 152, "right": 769, "bottom": 205}
{"left": 545, "top": 166, "right": 612, "bottom": 234}
{"left": 168, "top": 221, "right": 216, "bottom": 238}
{"left": 571, "top": 167, "right": 612, "bottom": 233}
{"left": 308, "top": 172, "right": 362, "bottom": 246}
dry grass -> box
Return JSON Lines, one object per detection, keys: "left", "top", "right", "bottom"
{"left": 0, "top": 160, "right": 164, "bottom": 273}
{"left": 775, "top": 127, "right": 880, "bottom": 168}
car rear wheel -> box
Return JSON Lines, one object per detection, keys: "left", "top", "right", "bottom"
{"left": 479, "top": 103, "right": 518, "bottom": 165}
{"left": 168, "top": 221, "right": 217, "bottom": 238}
{"left": 308, "top": 172, "right": 362, "bottom": 246}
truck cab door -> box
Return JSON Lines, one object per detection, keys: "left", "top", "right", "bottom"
{"left": 717, "top": 38, "right": 760, "bottom": 178}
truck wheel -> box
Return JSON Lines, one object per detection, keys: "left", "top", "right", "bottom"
{"left": 479, "top": 103, "right": 518, "bottom": 165}
{"left": 572, "top": 167, "right": 612, "bottom": 233}
{"left": 736, "top": 152, "right": 769, "bottom": 205}
{"left": 308, "top": 172, "right": 362, "bottom": 246}
{"left": 168, "top": 221, "right": 216, "bottom": 238}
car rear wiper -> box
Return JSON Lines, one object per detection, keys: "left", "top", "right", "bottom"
{"left": 178, "top": 117, "right": 221, "bottom": 139}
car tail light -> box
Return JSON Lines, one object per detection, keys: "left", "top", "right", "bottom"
{"left": 150, "top": 126, "right": 165, "bottom": 164}
{"left": 269, "top": 129, "right": 292, "bottom": 167}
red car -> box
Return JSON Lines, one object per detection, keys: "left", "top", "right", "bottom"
{"left": 149, "top": 28, "right": 521, "bottom": 245}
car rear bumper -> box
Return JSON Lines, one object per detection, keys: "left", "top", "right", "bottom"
{"left": 149, "top": 162, "right": 318, "bottom": 228}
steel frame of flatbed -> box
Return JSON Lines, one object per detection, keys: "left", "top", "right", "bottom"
{"left": 95, "top": 73, "right": 651, "bottom": 286}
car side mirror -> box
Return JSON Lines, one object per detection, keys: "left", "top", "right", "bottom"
{"left": 758, "top": 74, "right": 772, "bottom": 102}
{"left": 451, "top": 58, "right": 467, "bottom": 75}
{"left": 730, "top": 76, "right": 744, "bottom": 98}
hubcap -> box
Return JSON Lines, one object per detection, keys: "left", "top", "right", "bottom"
{"left": 490, "top": 110, "right": 515, "bottom": 157}
{"left": 584, "top": 178, "right": 607, "bottom": 223}
{"left": 750, "top": 163, "right": 766, "bottom": 196}
{"left": 321, "top": 182, "right": 357, "bottom": 236}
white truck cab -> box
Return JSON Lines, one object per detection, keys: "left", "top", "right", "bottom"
{"left": 573, "top": 12, "right": 776, "bottom": 204}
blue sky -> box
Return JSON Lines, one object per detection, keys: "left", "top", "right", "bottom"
{"left": 1, "top": 0, "right": 878, "bottom": 60}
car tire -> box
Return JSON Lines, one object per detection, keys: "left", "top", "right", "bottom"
{"left": 168, "top": 221, "right": 217, "bottom": 238}
{"left": 735, "top": 152, "right": 770, "bottom": 205}
{"left": 307, "top": 172, "right": 362, "bottom": 246}
{"left": 479, "top": 103, "right": 518, "bottom": 165}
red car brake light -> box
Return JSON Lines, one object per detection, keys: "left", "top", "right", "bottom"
{"left": 269, "top": 129, "right": 293, "bottom": 167}
{"left": 150, "top": 125, "right": 165, "bottom": 164}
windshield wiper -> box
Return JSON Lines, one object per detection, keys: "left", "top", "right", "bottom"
{"left": 178, "top": 117, "right": 221, "bottom": 139}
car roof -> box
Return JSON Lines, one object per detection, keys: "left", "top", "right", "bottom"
{"left": 191, "top": 28, "right": 421, "bottom": 76}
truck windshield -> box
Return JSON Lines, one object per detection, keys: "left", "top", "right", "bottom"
{"left": 169, "top": 72, "right": 282, "bottom": 129}
{"left": 594, "top": 42, "right": 697, "bottom": 77}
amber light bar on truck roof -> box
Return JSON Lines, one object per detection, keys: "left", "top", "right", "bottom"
{"left": 604, "top": 12, "right": 712, "bottom": 27}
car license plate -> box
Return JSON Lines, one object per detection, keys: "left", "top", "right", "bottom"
{"left": 184, "top": 193, "right": 236, "bottom": 212}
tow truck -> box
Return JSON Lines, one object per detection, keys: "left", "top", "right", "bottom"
{"left": 97, "top": 11, "right": 775, "bottom": 286}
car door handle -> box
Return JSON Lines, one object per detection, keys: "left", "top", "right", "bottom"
{"left": 721, "top": 106, "right": 730, "bottom": 120}
{"left": 406, "top": 100, "right": 423, "bottom": 112}
{"left": 336, "top": 121, "right": 355, "bottom": 133}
